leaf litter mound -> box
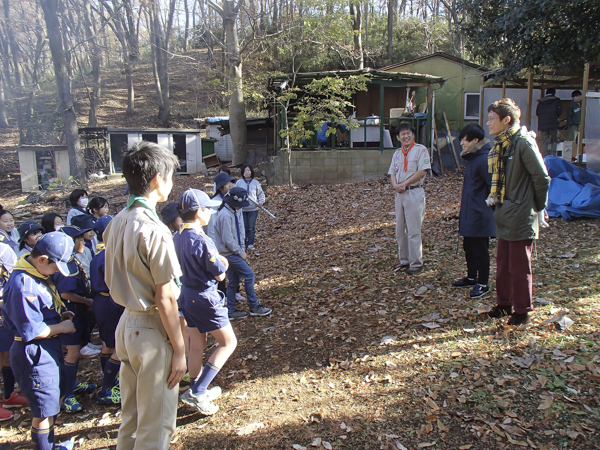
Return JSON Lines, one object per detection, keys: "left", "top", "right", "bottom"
{"left": 1, "top": 171, "right": 600, "bottom": 450}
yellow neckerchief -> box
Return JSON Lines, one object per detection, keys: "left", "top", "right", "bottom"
{"left": 488, "top": 124, "right": 520, "bottom": 204}
{"left": 13, "top": 255, "right": 65, "bottom": 312}
{"left": 178, "top": 222, "right": 206, "bottom": 236}
{"left": 95, "top": 243, "right": 105, "bottom": 256}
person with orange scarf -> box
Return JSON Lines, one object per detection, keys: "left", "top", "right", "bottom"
{"left": 388, "top": 122, "right": 431, "bottom": 275}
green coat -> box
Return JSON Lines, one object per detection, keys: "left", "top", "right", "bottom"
{"left": 493, "top": 127, "right": 551, "bottom": 241}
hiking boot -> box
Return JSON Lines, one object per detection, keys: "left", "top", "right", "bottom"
{"left": 488, "top": 305, "right": 513, "bottom": 319}
{"left": 228, "top": 310, "right": 248, "bottom": 320}
{"left": 0, "top": 406, "right": 13, "bottom": 422}
{"left": 452, "top": 277, "right": 476, "bottom": 288}
{"left": 3, "top": 391, "right": 29, "bottom": 408}
{"left": 97, "top": 386, "right": 121, "bottom": 405}
{"left": 181, "top": 389, "right": 219, "bottom": 415}
{"left": 406, "top": 266, "right": 423, "bottom": 275}
{"left": 73, "top": 381, "right": 97, "bottom": 395}
{"left": 507, "top": 312, "right": 529, "bottom": 326}
{"left": 62, "top": 395, "right": 83, "bottom": 413}
{"left": 469, "top": 284, "right": 490, "bottom": 298}
{"left": 249, "top": 305, "right": 272, "bottom": 316}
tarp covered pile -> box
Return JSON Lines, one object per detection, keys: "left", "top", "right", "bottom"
{"left": 545, "top": 156, "right": 600, "bottom": 220}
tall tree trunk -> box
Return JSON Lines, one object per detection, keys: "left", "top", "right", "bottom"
{"left": 349, "top": 0, "right": 363, "bottom": 70}
{"left": 82, "top": 0, "right": 101, "bottom": 127}
{"left": 39, "top": 0, "right": 86, "bottom": 186}
{"left": 0, "top": 70, "right": 9, "bottom": 127}
{"left": 387, "top": 0, "right": 396, "bottom": 59}
{"left": 122, "top": 0, "right": 140, "bottom": 61}
{"left": 2, "top": 0, "right": 22, "bottom": 87}
{"left": 183, "top": 0, "right": 189, "bottom": 51}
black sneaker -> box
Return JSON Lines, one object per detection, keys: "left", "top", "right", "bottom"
{"left": 469, "top": 284, "right": 490, "bottom": 298}
{"left": 228, "top": 310, "right": 248, "bottom": 320}
{"left": 507, "top": 312, "right": 529, "bottom": 325}
{"left": 487, "top": 305, "right": 513, "bottom": 319}
{"left": 249, "top": 305, "right": 272, "bottom": 316}
{"left": 452, "top": 277, "right": 476, "bottom": 288}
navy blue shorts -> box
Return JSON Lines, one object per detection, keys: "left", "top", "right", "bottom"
{"left": 180, "top": 287, "right": 229, "bottom": 333}
{"left": 59, "top": 303, "right": 91, "bottom": 347}
{"left": 92, "top": 294, "right": 124, "bottom": 349}
{"left": 10, "top": 338, "right": 62, "bottom": 418}
{"left": 0, "top": 321, "right": 14, "bottom": 352}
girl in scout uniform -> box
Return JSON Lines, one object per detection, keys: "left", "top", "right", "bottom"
{"left": 89, "top": 215, "right": 123, "bottom": 404}
{"left": 17, "top": 221, "right": 45, "bottom": 258}
{"left": 1, "top": 232, "right": 77, "bottom": 450}
{"left": 54, "top": 226, "right": 97, "bottom": 413}
{"left": 173, "top": 189, "right": 237, "bottom": 416}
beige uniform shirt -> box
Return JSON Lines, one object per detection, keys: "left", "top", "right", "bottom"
{"left": 104, "top": 205, "right": 182, "bottom": 311}
{"left": 388, "top": 143, "right": 431, "bottom": 186}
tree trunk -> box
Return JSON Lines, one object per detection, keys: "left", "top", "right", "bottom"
{"left": 183, "top": 0, "right": 189, "bottom": 51}
{"left": 0, "top": 70, "right": 8, "bottom": 127}
{"left": 349, "top": 1, "right": 363, "bottom": 70}
{"left": 39, "top": 0, "right": 86, "bottom": 186}
{"left": 82, "top": 0, "right": 101, "bottom": 127}
{"left": 387, "top": 0, "right": 396, "bottom": 59}
{"left": 2, "top": 0, "right": 22, "bottom": 87}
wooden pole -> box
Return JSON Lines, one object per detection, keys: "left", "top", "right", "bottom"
{"left": 443, "top": 112, "right": 460, "bottom": 168}
{"left": 479, "top": 76, "right": 485, "bottom": 126}
{"left": 578, "top": 62, "right": 590, "bottom": 162}
{"left": 432, "top": 112, "right": 443, "bottom": 176}
{"left": 526, "top": 71, "right": 533, "bottom": 130}
{"left": 501, "top": 81, "right": 506, "bottom": 98}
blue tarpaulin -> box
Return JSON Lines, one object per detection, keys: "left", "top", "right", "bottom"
{"left": 545, "top": 156, "right": 600, "bottom": 220}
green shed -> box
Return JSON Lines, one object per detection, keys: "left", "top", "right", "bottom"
{"left": 380, "top": 52, "right": 488, "bottom": 133}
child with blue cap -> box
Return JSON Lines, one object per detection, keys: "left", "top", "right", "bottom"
{"left": 2, "top": 232, "right": 77, "bottom": 450}
{"left": 54, "top": 225, "right": 97, "bottom": 413}
{"left": 17, "top": 221, "right": 45, "bottom": 258}
{"left": 174, "top": 188, "right": 237, "bottom": 415}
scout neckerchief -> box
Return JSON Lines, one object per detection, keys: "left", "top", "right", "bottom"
{"left": 95, "top": 243, "right": 105, "bottom": 256}
{"left": 13, "top": 255, "right": 65, "bottom": 312}
{"left": 73, "top": 257, "right": 92, "bottom": 295}
{"left": 224, "top": 204, "right": 242, "bottom": 246}
{"left": 401, "top": 141, "right": 415, "bottom": 172}
{"left": 179, "top": 222, "right": 205, "bottom": 235}
{"left": 127, "top": 195, "right": 159, "bottom": 220}
{"left": 488, "top": 124, "right": 520, "bottom": 205}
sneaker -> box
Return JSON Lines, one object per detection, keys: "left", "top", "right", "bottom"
{"left": 73, "top": 381, "right": 97, "bottom": 395}
{"left": 406, "top": 266, "right": 423, "bottom": 275}
{"left": 0, "top": 406, "right": 13, "bottom": 422}
{"left": 507, "top": 312, "right": 529, "bottom": 326}
{"left": 249, "top": 305, "right": 272, "bottom": 316}
{"left": 228, "top": 310, "right": 248, "bottom": 320}
{"left": 89, "top": 343, "right": 103, "bottom": 350}
{"left": 80, "top": 343, "right": 101, "bottom": 358}
{"left": 180, "top": 389, "right": 219, "bottom": 415}
{"left": 488, "top": 305, "right": 513, "bottom": 319}
{"left": 247, "top": 245, "right": 255, "bottom": 250}
{"left": 3, "top": 391, "right": 29, "bottom": 408}
{"left": 181, "top": 371, "right": 191, "bottom": 385}
{"left": 469, "top": 284, "right": 490, "bottom": 298}
{"left": 452, "top": 277, "right": 476, "bottom": 288}
{"left": 56, "top": 441, "right": 74, "bottom": 450}
{"left": 97, "top": 386, "right": 121, "bottom": 405}
{"left": 62, "top": 395, "right": 83, "bottom": 413}
{"left": 235, "top": 293, "right": 247, "bottom": 302}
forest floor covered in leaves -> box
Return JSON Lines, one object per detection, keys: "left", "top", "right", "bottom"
{"left": 1, "top": 165, "right": 600, "bottom": 450}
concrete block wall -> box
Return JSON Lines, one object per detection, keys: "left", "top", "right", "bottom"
{"left": 263, "top": 149, "right": 396, "bottom": 185}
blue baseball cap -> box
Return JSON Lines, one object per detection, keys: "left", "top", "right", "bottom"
{"left": 34, "top": 232, "right": 74, "bottom": 276}
{"left": 71, "top": 214, "right": 95, "bottom": 232}
{"left": 161, "top": 203, "right": 180, "bottom": 225}
{"left": 214, "top": 172, "right": 235, "bottom": 191}
{"left": 60, "top": 225, "right": 89, "bottom": 238}
{"left": 178, "top": 189, "right": 221, "bottom": 214}
{"left": 93, "top": 215, "right": 113, "bottom": 235}
{"left": 17, "top": 221, "right": 44, "bottom": 243}
{"left": 223, "top": 187, "right": 250, "bottom": 208}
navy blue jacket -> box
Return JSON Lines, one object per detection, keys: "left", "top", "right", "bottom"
{"left": 536, "top": 95, "right": 562, "bottom": 131}
{"left": 459, "top": 140, "right": 496, "bottom": 238}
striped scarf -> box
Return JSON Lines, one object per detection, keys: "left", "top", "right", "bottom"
{"left": 488, "top": 125, "right": 520, "bottom": 205}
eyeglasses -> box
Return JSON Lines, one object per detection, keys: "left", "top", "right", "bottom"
{"left": 486, "top": 117, "right": 500, "bottom": 123}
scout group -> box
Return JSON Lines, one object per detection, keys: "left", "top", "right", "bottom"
{"left": 0, "top": 98, "right": 550, "bottom": 450}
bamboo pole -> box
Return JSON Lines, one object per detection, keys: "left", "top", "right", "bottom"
{"left": 578, "top": 62, "right": 590, "bottom": 162}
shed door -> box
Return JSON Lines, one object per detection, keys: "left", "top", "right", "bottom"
{"left": 185, "top": 134, "right": 198, "bottom": 173}
{"left": 18, "top": 150, "right": 37, "bottom": 192}
{"left": 173, "top": 134, "right": 188, "bottom": 172}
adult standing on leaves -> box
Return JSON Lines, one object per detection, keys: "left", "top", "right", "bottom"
{"left": 453, "top": 124, "right": 495, "bottom": 298}
{"left": 486, "top": 98, "right": 550, "bottom": 325}
{"left": 535, "top": 88, "right": 562, "bottom": 158}
{"left": 235, "top": 165, "right": 265, "bottom": 250}
{"left": 388, "top": 122, "right": 431, "bottom": 275}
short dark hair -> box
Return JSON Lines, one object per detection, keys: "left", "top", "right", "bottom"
{"left": 488, "top": 98, "right": 521, "bottom": 126}
{"left": 572, "top": 90, "right": 582, "bottom": 98}
{"left": 41, "top": 213, "right": 62, "bottom": 233}
{"left": 122, "top": 141, "right": 179, "bottom": 196}
{"left": 546, "top": 88, "right": 556, "bottom": 96}
{"left": 459, "top": 123, "right": 485, "bottom": 142}
{"left": 241, "top": 164, "right": 254, "bottom": 179}
{"left": 87, "top": 197, "right": 109, "bottom": 215}
{"left": 180, "top": 209, "right": 198, "bottom": 222}
{"left": 0, "top": 209, "right": 12, "bottom": 220}
{"left": 29, "top": 247, "right": 43, "bottom": 259}
{"left": 397, "top": 122, "right": 416, "bottom": 136}
{"left": 69, "top": 189, "right": 88, "bottom": 207}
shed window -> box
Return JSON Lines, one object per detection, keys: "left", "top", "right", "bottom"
{"left": 464, "top": 93, "right": 480, "bottom": 120}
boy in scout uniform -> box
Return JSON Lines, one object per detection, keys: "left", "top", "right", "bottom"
{"left": 388, "top": 122, "right": 431, "bottom": 274}
{"left": 2, "top": 232, "right": 77, "bottom": 450}
{"left": 104, "top": 141, "right": 186, "bottom": 450}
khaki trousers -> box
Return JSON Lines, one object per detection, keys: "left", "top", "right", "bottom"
{"left": 394, "top": 187, "right": 425, "bottom": 269}
{"left": 116, "top": 308, "right": 178, "bottom": 450}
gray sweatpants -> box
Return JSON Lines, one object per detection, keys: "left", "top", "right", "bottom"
{"left": 394, "top": 187, "right": 426, "bottom": 269}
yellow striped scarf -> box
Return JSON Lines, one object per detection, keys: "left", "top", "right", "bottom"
{"left": 488, "top": 124, "right": 520, "bottom": 204}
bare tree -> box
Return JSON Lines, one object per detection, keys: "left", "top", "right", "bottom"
{"left": 81, "top": 0, "right": 101, "bottom": 127}
{"left": 349, "top": 0, "right": 363, "bottom": 69}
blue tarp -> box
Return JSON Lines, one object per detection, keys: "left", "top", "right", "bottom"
{"left": 545, "top": 156, "right": 600, "bottom": 220}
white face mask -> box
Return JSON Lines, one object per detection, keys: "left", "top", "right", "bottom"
{"left": 79, "top": 198, "right": 89, "bottom": 208}
{"left": 55, "top": 225, "right": 63, "bottom": 231}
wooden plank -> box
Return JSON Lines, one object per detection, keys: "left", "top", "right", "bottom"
{"left": 443, "top": 112, "right": 460, "bottom": 168}
{"left": 526, "top": 71, "right": 534, "bottom": 129}
{"left": 578, "top": 62, "right": 590, "bottom": 161}
{"left": 433, "top": 115, "right": 443, "bottom": 176}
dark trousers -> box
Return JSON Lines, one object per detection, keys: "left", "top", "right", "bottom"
{"left": 242, "top": 210, "right": 259, "bottom": 247}
{"left": 496, "top": 238, "right": 534, "bottom": 314}
{"left": 463, "top": 236, "right": 490, "bottom": 285}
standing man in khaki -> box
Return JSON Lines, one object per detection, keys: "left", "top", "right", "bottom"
{"left": 104, "top": 141, "right": 186, "bottom": 450}
{"left": 388, "top": 122, "right": 431, "bottom": 275}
